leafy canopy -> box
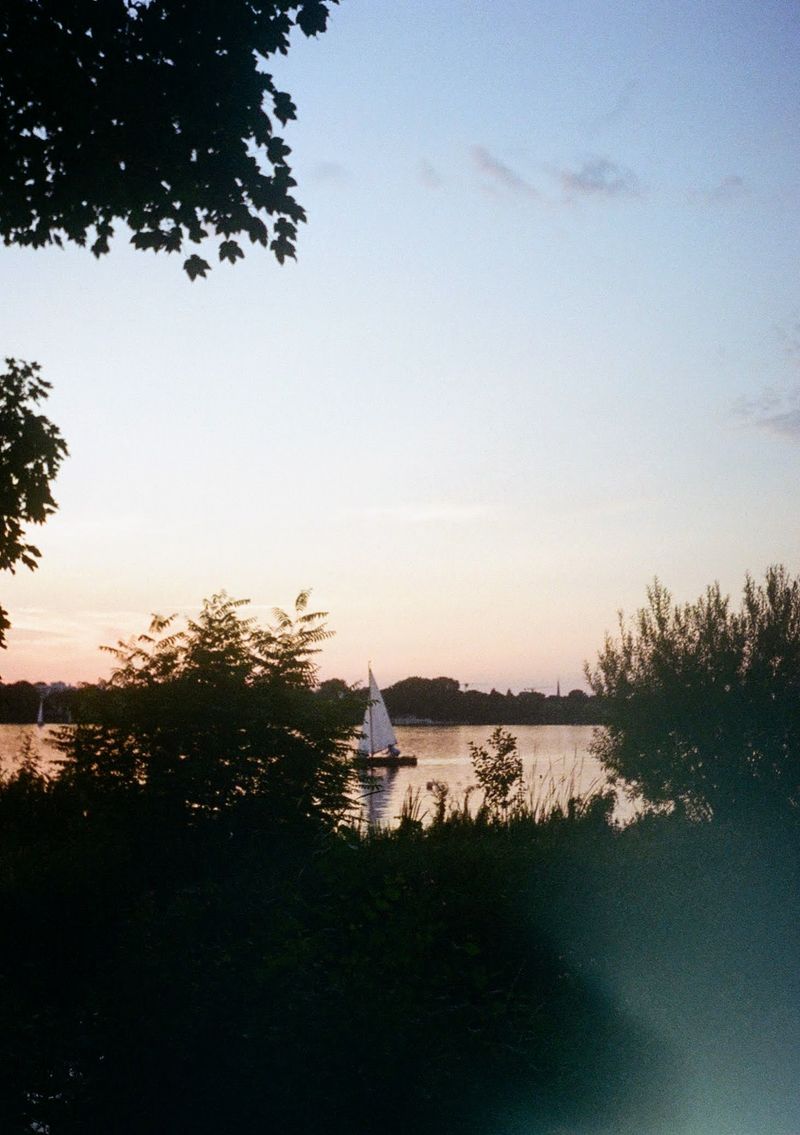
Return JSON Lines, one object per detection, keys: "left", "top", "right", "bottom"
{"left": 587, "top": 566, "right": 800, "bottom": 820}
{"left": 0, "top": 358, "right": 68, "bottom": 648}
{"left": 0, "top": 1, "right": 338, "bottom": 278}
{"left": 62, "top": 590, "right": 357, "bottom": 828}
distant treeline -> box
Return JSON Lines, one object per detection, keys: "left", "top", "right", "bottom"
{"left": 321, "top": 675, "right": 603, "bottom": 726}
{"left": 0, "top": 682, "right": 76, "bottom": 724}
{"left": 0, "top": 676, "right": 600, "bottom": 728}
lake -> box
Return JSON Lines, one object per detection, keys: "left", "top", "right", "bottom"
{"left": 364, "top": 723, "right": 609, "bottom": 825}
{"left": 0, "top": 723, "right": 618, "bottom": 826}
{"left": 0, "top": 724, "right": 64, "bottom": 775}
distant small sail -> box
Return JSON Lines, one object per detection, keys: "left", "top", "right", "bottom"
{"left": 36, "top": 697, "right": 45, "bottom": 728}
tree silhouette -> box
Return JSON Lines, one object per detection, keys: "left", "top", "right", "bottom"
{"left": 0, "top": 1, "right": 339, "bottom": 278}
{"left": 0, "top": 359, "right": 68, "bottom": 650}
{"left": 587, "top": 566, "right": 800, "bottom": 820}
{"left": 63, "top": 591, "right": 356, "bottom": 828}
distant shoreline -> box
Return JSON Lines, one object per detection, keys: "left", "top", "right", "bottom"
{"left": 380, "top": 677, "right": 603, "bottom": 729}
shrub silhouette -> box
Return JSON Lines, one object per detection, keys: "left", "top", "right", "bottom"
{"left": 588, "top": 565, "right": 800, "bottom": 820}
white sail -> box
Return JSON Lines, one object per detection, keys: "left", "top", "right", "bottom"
{"left": 357, "top": 668, "right": 398, "bottom": 756}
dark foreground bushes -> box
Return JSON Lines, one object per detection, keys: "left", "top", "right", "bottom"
{"left": 0, "top": 774, "right": 667, "bottom": 1135}
{"left": 1, "top": 584, "right": 798, "bottom": 1133}
{"left": 4, "top": 770, "right": 797, "bottom": 1135}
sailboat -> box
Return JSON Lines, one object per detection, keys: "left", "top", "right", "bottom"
{"left": 353, "top": 668, "right": 417, "bottom": 768}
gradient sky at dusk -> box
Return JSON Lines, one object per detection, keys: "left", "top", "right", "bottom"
{"left": 2, "top": 0, "right": 799, "bottom": 691}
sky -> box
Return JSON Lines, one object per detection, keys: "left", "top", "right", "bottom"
{"left": 2, "top": 0, "right": 799, "bottom": 692}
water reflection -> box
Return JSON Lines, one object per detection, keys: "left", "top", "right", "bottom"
{"left": 357, "top": 766, "right": 400, "bottom": 827}
{"left": 0, "top": 724, "right": 62, "bottom": 776}
{"left": 357, "top": 724, "right": 619, "bottom": 828}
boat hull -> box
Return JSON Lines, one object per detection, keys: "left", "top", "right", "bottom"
{"left": 352, "top": 755, "right": 418, "bottom": 769}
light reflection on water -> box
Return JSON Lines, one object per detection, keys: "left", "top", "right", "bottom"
{"left": 0, "top": 724, "right": 63, "bottom": 775}
{"left": 0, "top": 723, "right": 618, "bottom": 827}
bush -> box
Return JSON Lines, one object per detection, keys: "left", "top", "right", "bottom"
{"left": 587, "top": 565, "right": 800, "bottom": 820}
{"left": 469, "top": 726, "right": 523, "bottom": 818}
{"left": 58, "top": 590, "right": 358, "bottom": 831}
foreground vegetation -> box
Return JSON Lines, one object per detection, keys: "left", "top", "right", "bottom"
{"left": 589, "top": 564, "right": 800, "bottom": 820}
{"left": 1, "top": 765, "right": 796, "bottom": 1134}
{"left": 0, "top": 571, "right": 798, "bottom": 1133}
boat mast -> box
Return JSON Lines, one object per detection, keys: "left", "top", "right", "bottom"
{"left": 367, "top": 662, "right": 374, "bottom": 757}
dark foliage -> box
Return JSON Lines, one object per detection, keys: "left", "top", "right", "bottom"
{"left": 1, "top": 717, "right": 798, "bottom": 1131}
{"left": 0, "top": 358, "right": 68, "bottom": 649}
{"left": 0, "top": 671, "right": 602, "bottom": 725}
{"left": 59, "top": 590, "right": 359, "bottom": 830}
{"left": 0, "top": 1, "right": 338, "bottom": 277}
{"left": 588, "top": 566, "right": 800, "bottom": 820}
{"left": 0, "top": 679, "right": 75, "bottom": 722}
{"left": 0, "top": 765, "right": 694, "bottom": 1135}
{"left": 2, "top": 577, "right": 798, "bottom": 1130}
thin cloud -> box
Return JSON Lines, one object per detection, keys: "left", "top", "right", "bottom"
{"left": 561, "top": 157, "right": 640, "bottom": 198}
{"left": 7, "top": 626, "right": 76, "bottom": 645}
{"left": 757, "top": 408, "right": 800, "bottom": 438}
{"left": 471, "top": 146, "right": 538, "bottom": 197}
{"left": 418, "top": 159, "right": 442, "bottom": 189}
{"left": 690, "top": 174, "right": 748, "bottom": 205}
{"left": 775, "top": 319, "right": 800, "bottom": 366}
{"left": 77, "top": 608, "right": 155, "bottom": 624}
{"left": 709, "top": 174, "right": 746, "bottom": 201}
{"left": 577, "top": 496, "right": 658, "bottom": 518}
{"left": 583, "top": 80, "right": 637, "bottom": 137}
{"left": 310, "top": 161, "right": 348, "bottom": 183}
{"left": 357, "top": 502, "right": 492, "bottom": 525}
{"left": 9, "top": 608, "right": 147, "bottom": 642}
{"left": 732, "top": 387, "right": 781, "bottom": 419}
{"left": 732, "top": 384, "right": 800, "bottom": 441}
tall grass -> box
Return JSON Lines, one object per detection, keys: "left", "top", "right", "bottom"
{"left": 522, "top": 751, "right": 608, "bottom": 824}
{"left": 374, "top": 755, "right": 611, "bottom": 834}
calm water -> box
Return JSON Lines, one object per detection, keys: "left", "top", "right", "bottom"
{"left": 363, "top": 724, "right": 609, "bottom": 826}
{"left": 0, "top": 724, "right": 63, "bottom": 775}
{"left": 0, "top": 723, "right": 616, "bottom": 826}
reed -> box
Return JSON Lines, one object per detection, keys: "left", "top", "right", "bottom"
{"left": 522, "top": 750, "right": 607, "bottom": 824}
{"left": 397, "top": 784, "right": 425, "bottom": 827}
{"left": 391, "top": 769, "right": 610, "bottom": 832}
